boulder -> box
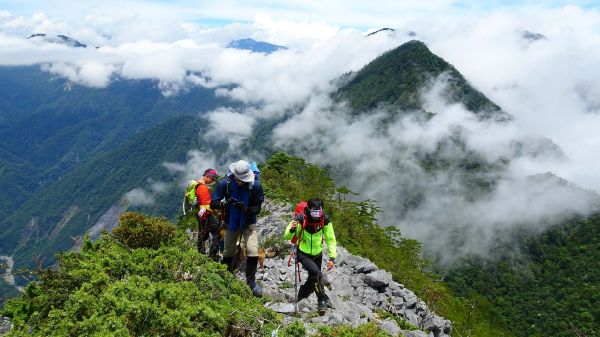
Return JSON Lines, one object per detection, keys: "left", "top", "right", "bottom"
{"left": 401, "top": 330, "right": 430, "bottom": 337}
{"left": 0, "top": 317, "right": 12, "bottom": 335}
{"left": 266, "top": 302, "right": 296, "bottom": 314}
{"left": 378, "top": 318, "right": 402, "bottom": 336}
{"left": 355, "top": 261, "right": 377, "bottom": 274}
{"left": 364, "top": 270, "right": 393, "bottom": 290}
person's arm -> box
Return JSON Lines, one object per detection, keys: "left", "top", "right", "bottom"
{"left": 210, "top": 180, "right": 227, "bottom": 209}
{"left": 248, "top": 181, "right": 264, "bottom": 214}
{"left": 283, "top": 220, "right": 298, "bottom": 241}
{"left": 324, "top": 221, "right": 337, "bottom": 261}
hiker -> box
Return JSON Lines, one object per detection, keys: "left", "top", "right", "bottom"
{"left": 210, "top": 160, "right": 264, "bottom": 297}
{"left": 192, "top": 168, "right": 220, "bottom": 261}
{"left": 284, "top": 198, "right": 337, "bottom": 314}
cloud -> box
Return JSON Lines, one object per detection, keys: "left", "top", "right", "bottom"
{"left": 163, "top": 150, "right": 219, "bottom": 186}
{"left": 124, "top": 188, "right": 155, "bottom": 206}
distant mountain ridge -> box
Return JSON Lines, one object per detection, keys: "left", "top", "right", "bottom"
{"left": 27, "top": 34, "right": 87, "bottom": 48}
{"left": 0, "top": 65, "right": 229, "bottom": 223}
{"left": 227, "top": 38, "right": 287, "bottom": 53}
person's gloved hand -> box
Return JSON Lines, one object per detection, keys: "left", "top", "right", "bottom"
{"left": 235, "top": 201, "right": 247, "bottom": 212}
{"left": 221, "top": 197, "right": 236, "bottom": 208}
{"left": 326, "top": 259, "right": 335, "bottom": 270}
{"left": 197, "top": 207, "right": 206, "bottom": 217}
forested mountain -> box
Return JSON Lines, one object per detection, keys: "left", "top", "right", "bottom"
{"left": 336, "top": 40, "right": 510, "bottom": 121}
{"left": 446, "top": 213, "right": 600, "bottom": 337}
{"left": 0, "top": 115, "right": 224, "bottom": 270}
{"left": 0, "top": 65, "right": 229, "bottom": 223}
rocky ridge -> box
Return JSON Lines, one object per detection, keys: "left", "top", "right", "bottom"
{"left": 254, "top": 200, "right": 452, "bottom": 337}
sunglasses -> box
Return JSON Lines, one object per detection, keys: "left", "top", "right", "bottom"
{"left": 309, "top": 208, "right": 323, "bottom": 218}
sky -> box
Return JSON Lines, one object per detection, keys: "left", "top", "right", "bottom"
{"left": 2, "top": 0, "right": 600, "bottom": 261}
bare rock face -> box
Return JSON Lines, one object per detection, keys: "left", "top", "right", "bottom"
{"left": 0, "top": 317, "right": 12, "bottom": 336}
{"left": 253, "top": 200, "right": 453, "bottom": 337}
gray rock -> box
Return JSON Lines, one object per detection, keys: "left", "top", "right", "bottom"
{"left": 355, "top": 261, "right": 377, "bottom": 274}
{"left": 0, "top": 317, "right": 12, "bottom": 335}
{"left": 421, "top": 314, "right": 452, "bottom": 337}
{"left": 378, "top": 318, "right": 401, "bottom": 336}
{"left": 364, "top": 270, "right": 393, "bottom": 290}
{"left": 401, "top": 330, "right": 430, "bottom": 337}
{"left": 391, "top": 297, "right": 405, "bottom": 310}
{"left": 266, "top": 302, "right": 296, "bottom": 314}
{"left": 404, "top": 293, "right": 418, "bottom": 309}
{"left": 403, "top": 309, "right": 421, "bottom": 327}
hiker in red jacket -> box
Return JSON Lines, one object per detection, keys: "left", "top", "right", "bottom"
{"left": 195, "top": 168, "right": 220, "bottom": 261}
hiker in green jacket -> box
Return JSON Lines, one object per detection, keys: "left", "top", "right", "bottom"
{"left": 284, "top": 198, "right": 336, "bottom": 314}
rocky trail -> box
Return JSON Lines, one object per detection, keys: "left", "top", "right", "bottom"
{"left": 252, "top": 201, "right": 452, "bottom": 337}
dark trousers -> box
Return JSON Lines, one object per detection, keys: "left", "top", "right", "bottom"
{"left": 297, "top": 250, "right": 325, "bottom": 300}
{"left": 196, "top": 214, "right": 220, "bottom": 260}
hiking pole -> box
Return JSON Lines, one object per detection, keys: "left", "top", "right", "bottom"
{"left": 294, "top": 245, "right": 298, "bottom": 315}
{"left": 182, "top": 199, "right": 187, "bottom": 216}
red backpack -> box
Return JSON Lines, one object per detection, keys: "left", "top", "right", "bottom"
{"left": 294, "top": 201, "right": 308, "bottom": 217}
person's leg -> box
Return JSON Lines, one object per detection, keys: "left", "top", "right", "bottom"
{"left": 222, "top": 228, "right": 239, "bottom": 273}
{"left": 206, "top": 215, "right": 220, "bottom": 261}
{"left": 243, "top": 224, "right": 261, "bottom": 296}
{"left": 296, "top": 251, "right": 320, "bottom": 301}
{"left": 308, "top": 254, "right": 329, "bottom": 314}
{"left": 196, "top": 216, "right": 206, "bottom": 254}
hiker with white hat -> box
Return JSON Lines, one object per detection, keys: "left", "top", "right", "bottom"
{"left": 210, "top": 160, "right": 264, "bottom": 296}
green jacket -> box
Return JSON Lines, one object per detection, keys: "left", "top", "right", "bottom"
{"left": 284, "top": 215, "right": 337, "bottom": 259}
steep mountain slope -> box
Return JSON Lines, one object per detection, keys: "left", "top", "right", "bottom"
{"left": 446, "top": 213, "right": 600, "bottom": 337}
{"left": 0, "top": 115, "right": 220, "bottom": 269}
{"left": 336, "top": 40, "right": 509, "bottom": 120}
{"left": 0, "top": 66, "right": 229, "bottom": 222}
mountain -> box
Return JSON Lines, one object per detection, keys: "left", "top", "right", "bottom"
{"left": 26, "top": 34, "right": 87, "bottom": 48}
{"left": 0, "top": 65, "right": 229, "bottom": 224}
{"left": 365, "top": 28, "right": 396, "bottom": 37}
{"left": 445, "top": 212, "right": 600, "bottom": 337}
{"left": 521, "top": 30, "right": 546, "bottom": 41}
{"left": 0, "top": 115, "right": 221, "bottom": 270}
{"left": 227, "top": 38, "right": 287, "bottom": 54}
{"left": 336, "top": 40, "right": 510, "bottom": 121}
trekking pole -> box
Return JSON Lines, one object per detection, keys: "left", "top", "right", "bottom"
{"left": 294, "top": 244, "right": 298, "bottom": 315}
{"left": 182, "top": 199, "right": 187, "bottom": 216}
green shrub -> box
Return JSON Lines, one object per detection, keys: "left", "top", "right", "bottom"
{"left": 1, "top": 214, "right": 280, "bottom": 337}
{"left": 112, "top": 212, "right": 176, "bottom": 249}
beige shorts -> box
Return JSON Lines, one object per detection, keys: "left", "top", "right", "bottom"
{"left": 223, "top": 223, "right": 259, "bottom": 258}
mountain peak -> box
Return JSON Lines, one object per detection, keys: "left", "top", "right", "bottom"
{"left": 365, "top": 28, "right": 396, "bottom": 37}
{"left": 336, "top": 40, "right": 510, "bottom": 120}
{"left": 27, "top": 33, "right": 87, "bottom": 48}
{"left": 227, "top": 38, "right": 286, "bottom": 54}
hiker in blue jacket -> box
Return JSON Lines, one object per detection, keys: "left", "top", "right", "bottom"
{"left": 210, "top": 160, "right": 264, "bottom": 297}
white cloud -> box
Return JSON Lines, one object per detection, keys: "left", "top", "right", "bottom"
{"left": 124, "top": 188, "right": 155, "bottom": 206}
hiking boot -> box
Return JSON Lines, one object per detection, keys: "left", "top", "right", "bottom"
{"left": 317, "top": 297, "right": 327, "bottom": 315}
{"left": 249, "top": 282, "right": 263, "bottom": 297}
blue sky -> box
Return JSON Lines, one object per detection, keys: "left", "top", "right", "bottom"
{"left": 2, "top": 0, "right": 598, "bottom": 30}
